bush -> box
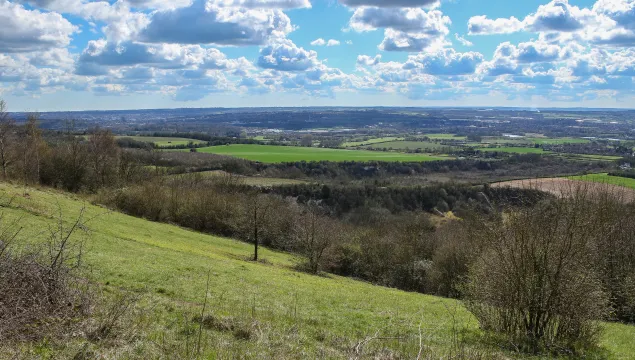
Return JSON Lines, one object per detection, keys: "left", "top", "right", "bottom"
{"left": 0, "top": 209, "right": 92, "bottom": 341}
{"left": 463, "top": 197, "right": 609, "bottom": 354}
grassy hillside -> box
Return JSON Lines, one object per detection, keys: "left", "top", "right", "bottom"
{"left": 1, "top": 183, "right": 634, "bottom": 358}
{"left": 184, "top": 144, "right": 449, "bottom": 163}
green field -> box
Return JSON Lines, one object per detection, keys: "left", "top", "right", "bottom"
{"left": 342, "top": 136, "right": 403, "bottom": 147}
{"left": 476, "top": 146, "right": 549, "bottom": 154}
{"left": 117, "top": 136, "right": 206, "bottom": 147}
{"left": 568, "top": 173, "right": 635, "bottom": 190}
{"left": 425, "top": 134, "right": 467, "bottom": 140}
{"left": 367, "top": 140, "right": 451, "bottom": 151}
{"left": 187, "top": 144, "right": 448, "bottom": 163}
{"left": 1, "top": 183, "right": 634, "bottom": 358}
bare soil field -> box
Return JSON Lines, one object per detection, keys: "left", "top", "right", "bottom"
{"left": 491, "top": 178, "right": 635, "bottom": 202}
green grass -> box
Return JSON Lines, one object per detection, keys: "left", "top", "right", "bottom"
{"left": 1, "top": 183, "right": 634, "bottom": 358}
{"left": 341, "top": 137, "right": 403, "bottom": 147}
{"left": 367, "top": 140, "right": 451, "bottom": 151}
{"left": 567, "top": 173, "right": 635, "bottom": 190}
{"left": 476, "top": 146, "right": 549, "bottom": 154}
{"left": 426, "top": 134, "right": 467, "bottom": 140}
{"left": 116, "top": 136, "right": 206, "bottom": 147}
{"left": 184, "top": 144, "right": 448, "bottom": 163}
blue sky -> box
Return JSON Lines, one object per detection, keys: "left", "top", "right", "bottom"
{"left": 0, "top": 0, "right": 633, "bottom": 111}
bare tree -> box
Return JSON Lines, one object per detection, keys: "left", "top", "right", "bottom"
{"left": 21, "top": 113, "right": 44, "bottom": 185}
{"left": 0, "top": 100, "right": 17, "bottom": 178}
{"left": 295, "top": 202, "right": 339, "bottom": 274}
{"left": 246, "top": 193, "right": 272, "bottom": 262}
{"left": 87, "top": 128, "right": 120, "bottom": 188}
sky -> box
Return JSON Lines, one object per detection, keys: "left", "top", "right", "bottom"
{"left": 0, "top": 0, "right": 634, "bottom": 111}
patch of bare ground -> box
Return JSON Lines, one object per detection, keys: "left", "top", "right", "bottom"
{"left": 491, "top": 178, "right": 635, "bottom": 202}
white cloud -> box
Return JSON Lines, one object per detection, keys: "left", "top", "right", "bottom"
{"left": 311, "top": 38, "right": 341, "bottom": 46}
{"left": 454, "top": 33, "right": 473, "bottom": 46}
{"left": 349, "top": 7, "right": 451, "bottom": 52}
{"left": 138, "top": 0, "right": 293, "bottom": 46}
{"left": 468, "top": 15, "right": 524, "bottom": 35}
{"left": 0, "top": 1, "right": 78, "bottom": 53}
{"left": 257, "top": 39, "right": 320, "bottom": 71}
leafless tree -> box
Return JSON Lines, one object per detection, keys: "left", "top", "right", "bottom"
{"left": 0, "top": 100, "right": 17, "bottom": 178}
{"left": 295, "top": 202, "right": 340, "bottom": 274}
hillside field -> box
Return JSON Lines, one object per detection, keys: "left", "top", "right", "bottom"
{"left": 186, "top": 144, "right": 449, "bottom": 163}
{"left": 1, "top": 183, "right": 634, "bottom": 358}
{"left": 116, "top": 136, "right": 206, "bottom": 147}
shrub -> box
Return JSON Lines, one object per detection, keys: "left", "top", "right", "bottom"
{"left": 0, "top": 209, "right": 92, "bottom": 341}
{"left": 463, "top": 197, "right": 609, "bottom": 354}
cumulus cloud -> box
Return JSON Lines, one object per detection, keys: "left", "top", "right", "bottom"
{"left": 357, "top": 54, "right": 382, "bottom": 66}
{"left": 257, "top": 39, "right": 320, "bottom": 71}
{"left": 138, "top": 0, "right": 293, "bottom": 46}
{"left": 405, "top": 49, "right": 484, "bottom": 75}
{"left": 379, "top": 28, "right": 449, "bottom": 52}
{"left": 339, "top": 0, "right": 439, "bottom": 8}
{"left": 311, "top": 38, "right": 326, "bottom": 46}
{"left": 468, "top": 0, "right": 635, "bottom": 48}
{"left": 349, "top": 7, "right": 450, "bottom": 34}
{"left": 0, "top": 2, "right": 78, "bottom": 53}
{"left": 348, "top": 7, "right": 451, "bottom": 52}
{"left": 468, "top": 16, "right": 524, "bottom": 35}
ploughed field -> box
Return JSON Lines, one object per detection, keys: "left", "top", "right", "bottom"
{"left": 183, "top": 144, "right": 449, "bottom": 163}
{"left": 491, "top": 174, "right": 635, "bottom": 202}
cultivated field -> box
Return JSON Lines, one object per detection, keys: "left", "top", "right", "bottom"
{"left": 1, "top": 183, "right": 634, "bottom": 358}
{"left": 491, "top": 176, "right": 635, "bottom": 202}
{"left": 116, "top": 136, "right": 206, "bottom": 147}
{"left": 187, "top": 144, "right": 449, "bottom": 163}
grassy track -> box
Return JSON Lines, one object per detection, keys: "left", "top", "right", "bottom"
{"left": 1, "top": 183, "right": 633, "bottom": 358}
{"left": 116, "top": 136, "right": 206, "bottom": 147}
{"left": 476, "top": 146, "right": 549, "bottom": 154}
{"left": 187, "top": 144, "right": 448, "bottom": 163}
{"left": 568, "top": 173, "right": 635, "bottom": 190}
